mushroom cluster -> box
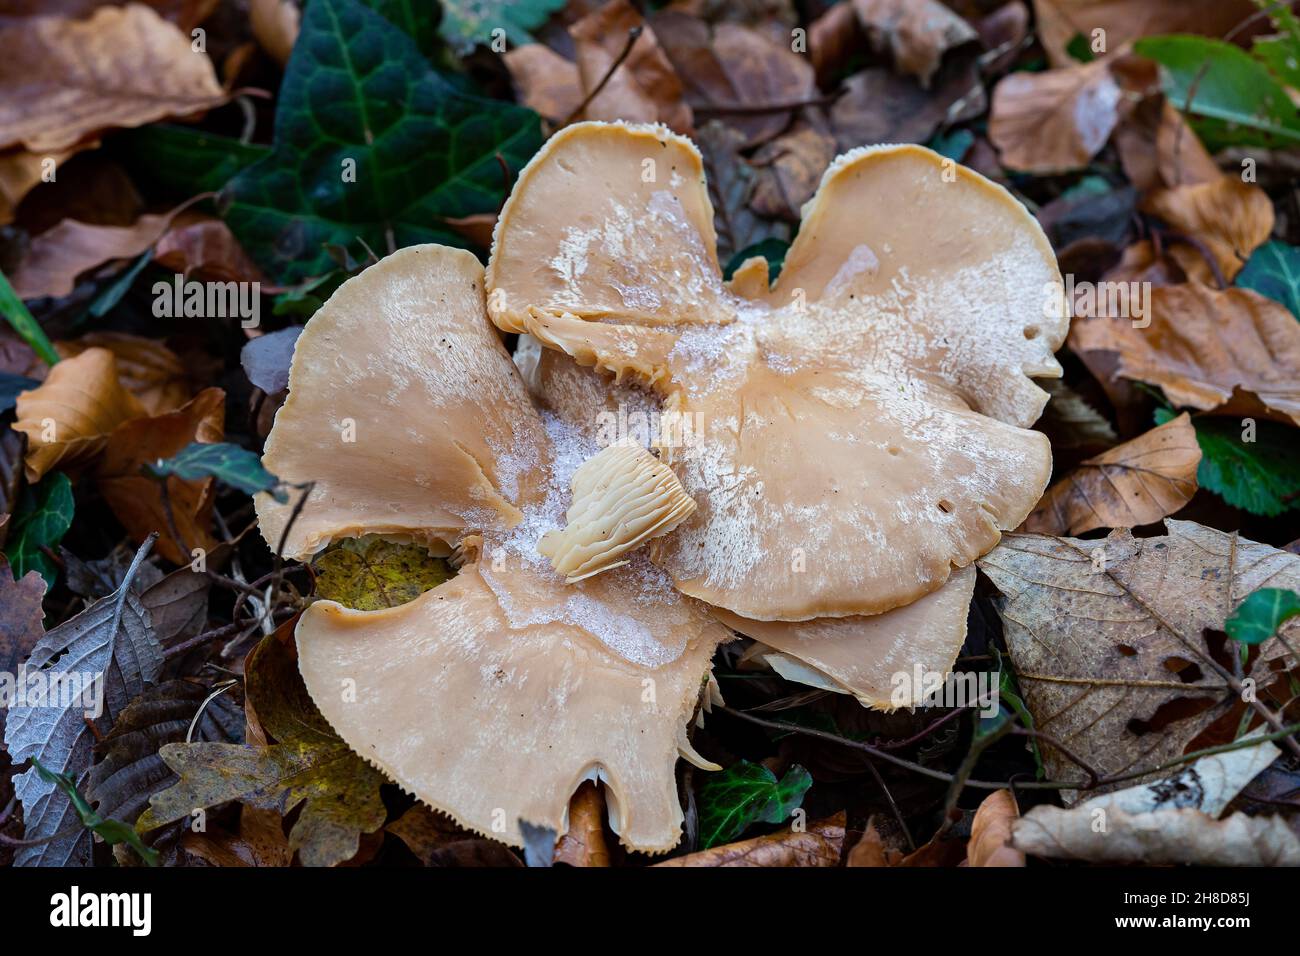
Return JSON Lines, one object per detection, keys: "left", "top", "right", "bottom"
{"left": 257, "top": 121, "right": 1067, "bottom": 853}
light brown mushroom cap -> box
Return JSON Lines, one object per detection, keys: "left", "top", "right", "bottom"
{"left": 258, "top": 245, "right": 733, "bottom": 852}
{"left": 712, "top": 566, "right": 976, "bottom": 709}
{"left": 298, "top": 563, "right": 723, "bottom": 852}
{"left": 487, "top": 122, "right": 1067, "bottom": 620}
{"left": 257, "top": 246, "right": 550, "bottom": 558}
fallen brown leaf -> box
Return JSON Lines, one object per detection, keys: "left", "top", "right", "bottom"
{"left": 850, "top": 0, "right": 978, "bottom": 87}
{"left": 979, "top": 520, "right": 1299, "bottom": 793}
{"left": 182, "top": 806, "right": 292, "bottom": 867}
{"left": 0, "top": 1, "right": 219, "bottom": 32}
{"left": 0, "top": 4, "right": 228, "bottom": 153}
{"left": 967, "top": 790, "right": 1025, "bottom": 867}
{"left": 385, "top": 804, "right": 523, "bottom": 867}
{"left": 10, "top": 210, "right": 176, "bottom": 300}
{"left": 503, "top": 44, "right": 583, "bottom": 126}
{"left": 553, "top": 781, "right": 611, "bottom": 867}
{"left": 0, "top": 559, "right": 45, "bottom": 735}
{"left": 989, "top": 57, "right": 1121, "bottom": 173}
{"left": 0, "top": 147, "right": 85, "bottom": 226}
{"left": 1013, "top": 739, "right": 1295, "bottom": 864}
{"left": 1115, "top": 97, "right": 1220, "bottom": 192}
{"left": 1022, "top": 412, "right": 1200, "bottom": 535}
{"left": 57, "top": 332, "right": 190, "bottom": 416}
{"left": 98, "top": 387, "right": 225, "bottom": 565}
{"left": 653, "top": 13, "right": 816, "bottom": 147}
{"left": 571, "top": 0, "right": 692, "bottom": 133}
{"left": 829, "top": 63, "right": 984, "bottom": 150}
{"left": 808, "top": 1, "right": 863, "bottom": 89}
{"left": 1144, "top": 175, "right": 1275, "bottom": 284}
{"left": 749, "top": 119, "right": 838, "bottom": 221}
{"left": 844, "top": 818, "right": 903, "bottom": 866}
{"left": 1033, "top": 0, "right": 1259, "bottom": 69}
{"left": 1070, "top": 284, "right": 1300, "bottom": 426}
{"left": 13, "top": 347, "right": 144, "bottom": 482}
{"left": 654, "top": 812, "right": 845, "bottom": 867}
{"left": 154, "top": 214, "right": 268, "bottom": 284}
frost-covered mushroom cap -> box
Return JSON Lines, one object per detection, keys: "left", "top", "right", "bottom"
{"left": 257, "top": 246, "right": 733, "bottom": 852}
{"left": 488, "top": 121, "right": 1067, "bottom": 621}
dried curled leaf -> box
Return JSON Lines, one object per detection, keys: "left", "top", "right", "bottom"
{"left": 989, "top": 58, "right": 1122, "bottom": 173}
{"left": 538, "top": 442, "right": 696, "bottom": 583}
{"left": 0, "top": 4, "right": 227, "bottom": 153}
{"left": 13, "top": 347, "right": 144, "bottom": 482}
{"left": 1021, "top": 412, "right": 1200, "bottom": 535}
{"left": 57, "top": 332, "right": 190, "bottom": 416}
{"left": 967, "top": 789, "right": 1024, "bottom": 867}
{"left": 1144, "top": 174, "right": 1275, "bottom": 283}
{"left": 1070, "top": 284, "right": 1300, "bottom": 426}
{"left": 979, "top": 521, "right": 1299, "bottom": 793}
{"left": 654, "top": 812, "right": 845, "bottom": 867}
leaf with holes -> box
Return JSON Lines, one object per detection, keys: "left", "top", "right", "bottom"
{"left": 220, "top": 0, "right": 543, "bottom": 283}
{"left": 979, "top": 520, "right": 1300, "bottom": 793}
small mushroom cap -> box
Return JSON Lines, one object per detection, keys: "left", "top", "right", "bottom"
{"left": 488, "top": 123, "right": 1066, "bottom": 620}
{"left": 538, "top": 442, "right": 696, "bottom": 582}
{"left": 712, "top": 566, "right": 976, "bottom": 709}
{"left": 257, "top": 246, "right": 550, "bottom": 559}
{"left": 297, "top": 561, "right": 724, "bottom": 853}
{"left": 487, "top": 121, "right": 730, "bottom": 333}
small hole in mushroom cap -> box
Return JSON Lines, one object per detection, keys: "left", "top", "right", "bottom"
{"left": 937, "top": 499, "right": 953, "bottom": 514}
{"left": 1023, "top": 325, "right": 1040, "bottom": 340}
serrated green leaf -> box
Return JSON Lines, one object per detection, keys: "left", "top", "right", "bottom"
{"left": 697, "top": 760, "right": 812, "bottom": 849}
{"left": 1226, "top": 588, "right": 1300, "bottom": 645}
{"left": 1157, "top": 408, "right": 1300, "bottom": 516}
{"left": 113, "top": 125, "right": 270, "bottom": 197}
{"left": 31, "top": 759, "right": 158, "bottom": 867}
{"left": 221, "top": 0, "right": 543, "bottom": 283}
{"left": 3, "top": 472, "right": 74, "bottom": 589}
{"left": 437, "top": 0, "right": 566, "bottom": 54}
{"left": 1134, "top": 35, "right": 1300, "bottom": 149}
{"left": 313, "top": 535, "right": 452, "bottom": 610}
{"left": 1237, "top": 241, "right": 1300, "bottom": 320}
{"left": 148, "top": 442, "right": 285, "bottom": 501}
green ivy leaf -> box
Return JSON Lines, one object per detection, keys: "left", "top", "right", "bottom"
{"left": 437, "top": 0, "right": 567, "bottom": 55}
{"left": 697, "top": 760, "right": 812, "bottom": 849}
{"left": 1226, "top": 588, "right": 1300, "bottom": 645}
{"left": 31, "top": 759, "right": 158, "bottom": 866}
{"left": 3, "top": 472, "right": 74, "bottom": 589}
{"left": 148, "top": 442, "right": 286, "bottom": 502}
{"left": 221, "top": 0, "right": 543, "bottom": 283}
{"left": 1134, "top": 35, "right": 1300, "bottom": 150}
{"left": 113, "top": 125, "right": 270, "bottom": 197}
{"left": 1157, "top": 408, "right": 1300, "bottom": 516}
{"left": 1237, "top": 241, "right": 1300, "bottom": 320}
{"left": 313, "top": 536, "right": 452, "bottom": 610}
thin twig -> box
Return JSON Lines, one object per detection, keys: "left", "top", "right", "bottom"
{"left": 559, "top": 27, "right": 642, "bottom": 128}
